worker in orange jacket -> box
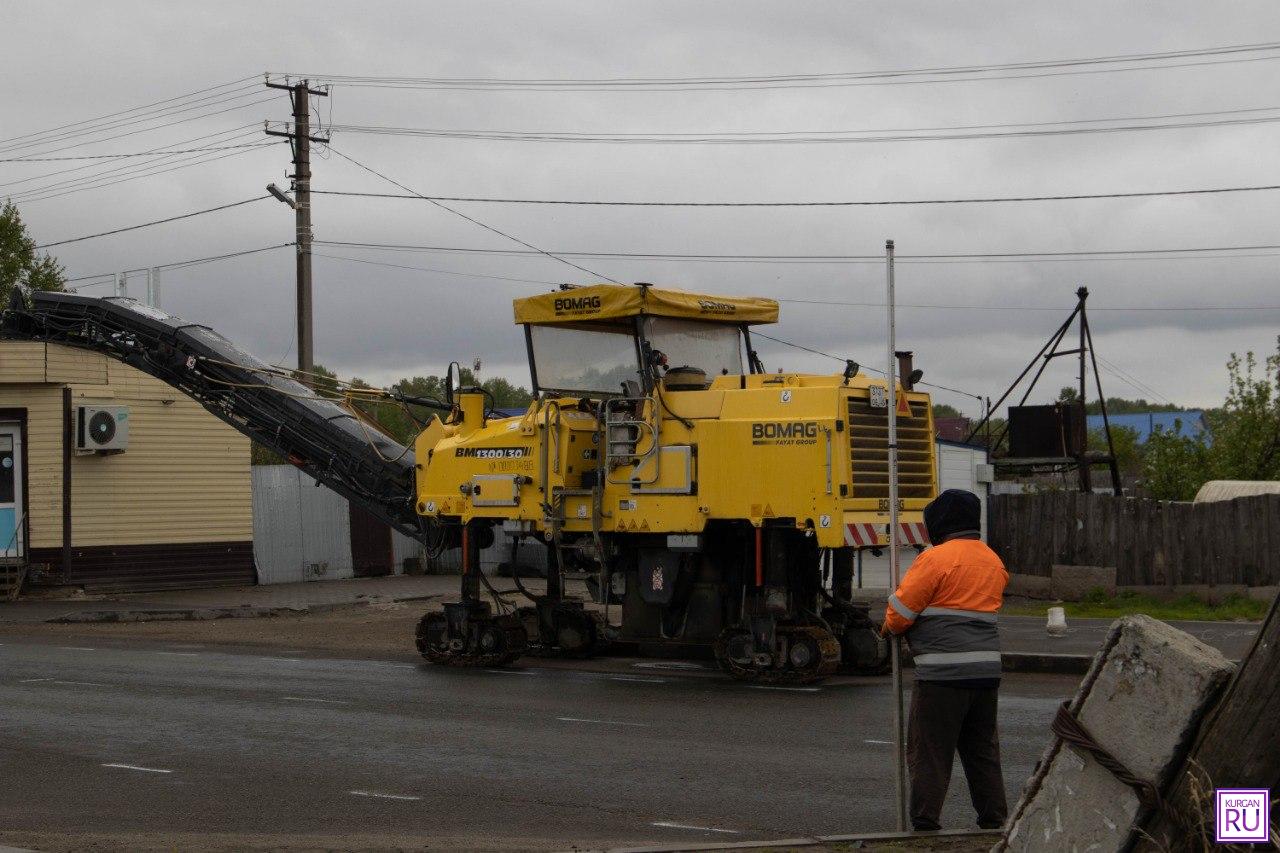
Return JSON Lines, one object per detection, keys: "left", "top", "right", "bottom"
{"left": 883, "top": 488, "right": 1009, "bottom": 832}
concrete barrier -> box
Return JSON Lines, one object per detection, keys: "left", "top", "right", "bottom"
{"left": 1051, "top": 564, "right": 1117, "bottom": 600}
{"left": 999, "top": 615, "right": 1233, "bottom": 852}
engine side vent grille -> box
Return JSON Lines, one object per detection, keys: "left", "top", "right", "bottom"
{"left": 847, "top": 396, "right": 934, "bottom": 499}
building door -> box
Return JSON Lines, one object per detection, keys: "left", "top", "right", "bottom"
{"left": 0, "top": 424, "right": 24, "bottom": 558}
{"left": 348, "top": 503, "right": 393, "bottom": 577}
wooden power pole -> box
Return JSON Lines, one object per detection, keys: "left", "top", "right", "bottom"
{"left": 265, "top": 78, "right": 328, "bottom": 383}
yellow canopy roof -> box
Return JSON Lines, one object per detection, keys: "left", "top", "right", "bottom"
{"left": 513, "top": 284, "right": 779, "bottom": 326}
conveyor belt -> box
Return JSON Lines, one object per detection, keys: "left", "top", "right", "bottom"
{"left": 3, "top": 291, "right": 428, "bottom": 542}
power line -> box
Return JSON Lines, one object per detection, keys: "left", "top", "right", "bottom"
{"left": 314, "top": 182, "right": 1280, "bottom": 208}
{"left": 34, "top": 196, "right": 270, "bottom": 249}
{"left": 312, "top": 253, "right": 563, "bottom": 286}
{"left": 311, "top": 255, "right": 997, "bottom": 401}
{"left": 0, "top": 94, "right": 277, "bottom": 161}
{"left": 314, "top": 238, "right": 1280, "bottom": 264}
{"left": 1094, "top": 354, "right": 1175, "bottom": 405}
{"left": 7, "top": 129, "right": 271, "bottom": 201}
{"left": 0, "top": 142, "right": 282, "bottom": 163}
{"left": 775, "top": 297, "right": 1280, "bottom": 312}
{"left": 0, "top": 76, "right": 259, "bottom": 148}
{"left": 64, "top": 243, "right": 294, "bottom": 286}
{"left": 12, "top": 139, "right": 278, "bottom": 204}
{"left": 314, "top": 251, "right": 1280, "bottom": 312}
{"left": 279, "top": 40, "right": 1280, "bottom": 91}
{"left": 752, "top": 332, "right": 981, "bottom": 400}
{"left": 323, "top": 144, "right": 622, "bottom": 284}
{"left": 0, "top": 89, "right": 270, "bottom": 158}
{"left": 0, "top": 124, "right": 263, "bottom": 190}
{"left": 318, "top": 108, "right": 1280, "bottom": 145}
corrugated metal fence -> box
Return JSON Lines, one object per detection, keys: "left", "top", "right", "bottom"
{"left": 250, "top": 465, "right": 526, "bottom": 584}
{"left": 989, "top": 492, "right": 1280, "bottom": 586}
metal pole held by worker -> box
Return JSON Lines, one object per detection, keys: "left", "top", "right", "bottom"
{"left": 885, "top": 238, "right": 908, "bottom": 832}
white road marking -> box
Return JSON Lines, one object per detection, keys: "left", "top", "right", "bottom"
{"left": 632, "top": 661, "right": 707, "bottom": 671}
{"left": 282, "top": 696, "right": 350, "bottom": 705}
{"left": 607, "top": 675, "right": 668, "bottom": 684}
{"left": 259, "top": 657, "right": 304, "bottom": 663}
{"left": 556, "top": 716, "right": 649, "bottom": 727}
{"left": 864, "top": 739, "right": 892, "bottom": 745}
{"left": 747, "top": 685, "right": 821, "bottom": 693}
{"left": 52, "top": 680, "right": 106, "bottom": 687}
{"left": 651, "top": 821, "right": 740, "bottom": 834}
{"left": 19, "top": 678, "right": 54, "bottom": 683}
{"left": 57, "top": 647, "right": 96, "bottom": 652}
{"left": 102, "top": 763, "right": 172, "bottom": 774}
{"left": 349, "top": 790, "right": 421, "bottom": 801}
{"left": 485, "top": 668, "right": 537, "bottom": 676}
{"left": 154, "top": 652, "right": 200, "bottom": 657}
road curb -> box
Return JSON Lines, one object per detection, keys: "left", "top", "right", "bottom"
{"left": 601, "top": 827, "right": 999, "bottom": 852}
{"left": 45, "top": 606, "right": 307, "bottom": 624}
{"left": 40, "top": 593, "right": 446, "bottom": 625}
{"left": 1000, "top": 651, "right": 1093, "bottom": 674}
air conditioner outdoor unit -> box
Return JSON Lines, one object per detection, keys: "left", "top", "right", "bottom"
{"left": 76, "top": 405, "right": 129, "bottom": 453}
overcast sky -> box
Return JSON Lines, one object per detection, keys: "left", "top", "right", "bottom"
{"left": 5, "top": 1, "right": 1280, "bottom": 416}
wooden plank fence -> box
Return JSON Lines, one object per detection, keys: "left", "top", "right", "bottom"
{"left": 989, "top": 492, "right": 1280, "bottom": 586}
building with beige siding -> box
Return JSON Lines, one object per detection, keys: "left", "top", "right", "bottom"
{"left": 0, "top": 340, "right": 253, "bottom": 591}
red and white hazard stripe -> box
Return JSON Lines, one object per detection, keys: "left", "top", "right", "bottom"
{"left": 844, "top": 521, "right": 931, "bottom": 548}
{"left": 897, "top": 521, "right": 930, "bottom": 546}
{"left": 844, "top": 523, "right": 881, "bottom": 547}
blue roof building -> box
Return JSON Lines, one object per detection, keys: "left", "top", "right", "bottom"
{"left": 1085, "top": 410, "right": 1208, "bottom": 443}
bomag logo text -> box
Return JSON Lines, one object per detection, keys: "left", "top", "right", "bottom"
{"left": 554, "top": 295, "right": 603, "bottom": 314}
{"left": 698, "top": 299, "right": 736, "bottom": 315}
{"left": 751, "top": 421, "right": 819, "bottom": 446}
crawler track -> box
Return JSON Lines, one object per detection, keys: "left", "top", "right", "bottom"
{"left": 714, "top": 624, "right": 841, "bottom": 685}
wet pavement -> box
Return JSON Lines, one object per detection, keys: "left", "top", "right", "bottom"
{"left": 0, "top": 632, "right": 1076, "bottom": 850}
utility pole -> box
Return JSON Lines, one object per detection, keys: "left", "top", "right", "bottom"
{"left": 265, "top": 78, "right": 328, "bottom": 385}
{"left": 884, "top": 238, "right": 908, "bottom": 833}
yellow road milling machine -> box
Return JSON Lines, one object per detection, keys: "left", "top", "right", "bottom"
{"left": 5, "top": 283, "right": 937, "bottom": 685}
{"left": 413, "top": 284, "right": 937, "bottom": 683}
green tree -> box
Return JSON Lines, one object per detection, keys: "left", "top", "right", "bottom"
{"left": 931, "top": 402, "right": 964, "bottom": 419}
{"left": 1139, "top": 338, "right": 1280, "bottom": 497}
{"left": 1089, "top": 424, "right": 1141, "bottom": 481}
{"left": 1142, "top": 425, "right": 1211, "bottom": 500}
{"left": 1206, "top": 338, "right": 1280, "bottom": 481}
{"left": 0, "top": 200, "right": 64, "bottom": 306}
{"left": 1058, "top": 386, "right": 1185, "bottom": 415}
{"left": 249, "top": 362, "right": 535, "bottom": 463}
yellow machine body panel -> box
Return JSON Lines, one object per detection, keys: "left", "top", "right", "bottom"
{"left": 414, "top": 374, "right": 935, "bottom": 550}
{"left": 513, "top": 283, "right": 779, "bottom": 325}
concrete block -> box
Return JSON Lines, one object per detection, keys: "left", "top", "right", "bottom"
{"left": 1051, "top": 564, "right": 1117, "bottom": 600}
{"left": 1000, "top": 615, "right": 1233, "bottom": 853}
{"left": 1007, "top": 572, "right": 1054, "bottom": 600}
{"left": 1246, "top": 585, "right": 1279, "bottom": 603}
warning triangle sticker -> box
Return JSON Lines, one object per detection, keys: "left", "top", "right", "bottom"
{"left": 896, "top": 387, "right": 912, "bottom": 416}
{"left": 762, "top": 503, "right": 775, "bottom": 517}
{"left": 639, "top": 519, "right": 650, "bottom": 531}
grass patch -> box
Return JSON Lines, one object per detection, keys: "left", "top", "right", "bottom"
{"left": 1004, "top": 588, "right": 1269, "bottom": 622}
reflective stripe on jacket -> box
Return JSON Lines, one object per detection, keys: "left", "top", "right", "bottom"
{"left": 884, "top": 538, "right": 1008, "bottom": 682}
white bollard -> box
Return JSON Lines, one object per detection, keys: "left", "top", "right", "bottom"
{"left": 1047, "top": 606, "right": 1068, "bottom": 637}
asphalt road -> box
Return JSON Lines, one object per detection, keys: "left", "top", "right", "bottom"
{"left": 0, "top": 635, "right": 1077, "bottom": 851}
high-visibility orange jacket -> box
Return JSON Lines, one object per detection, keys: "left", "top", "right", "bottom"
{"left": 883, "top": 537, "right": 1009, "bottom": 682}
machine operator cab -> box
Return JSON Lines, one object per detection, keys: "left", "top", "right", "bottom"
{"left": 514, "top": 283, "right": 779, "bottom": 399}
